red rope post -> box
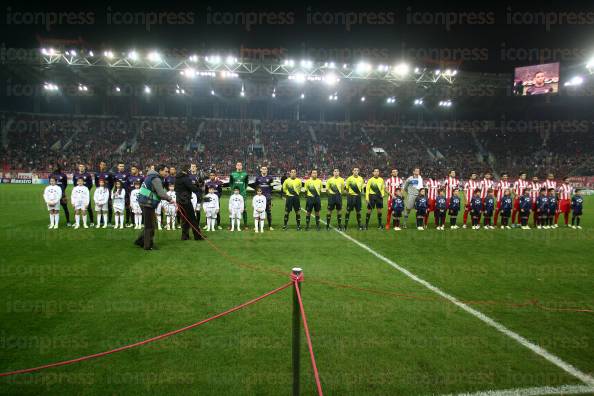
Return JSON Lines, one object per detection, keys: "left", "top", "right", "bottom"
{"left": 292, "top": 268, "right": 323, "bottom": 396}
{"left": 292, "top": 267, "right": 302, "bottom": 396}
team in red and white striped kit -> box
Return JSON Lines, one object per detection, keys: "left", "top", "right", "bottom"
{"left": 384, "top": 169, "right": 582, "bottom": 230}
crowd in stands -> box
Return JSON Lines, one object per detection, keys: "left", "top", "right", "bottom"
{"left": 2, "top": 112, "right": 594, "bottom": 178}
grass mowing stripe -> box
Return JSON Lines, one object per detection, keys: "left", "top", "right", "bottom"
{"left": 439, "top": 384, "right": 594, "bottom": 396}
{"left": 307, "top": 210, "right": 594, "bottom": 387}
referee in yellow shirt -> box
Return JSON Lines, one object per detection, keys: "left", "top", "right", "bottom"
{"left": 282, "top": 169, "right": 303, "bottom": 230}
{"left": 365, "top": 168, "right": 385, "bottom": 230}
{"left": 344, "top": 167, "right": 365, "bottom": 230}
{"left": 304, "top": 169, "right": 323, "bottom": 230}
{"left": 325, "top": 168, "right": 345, "bottom": 230}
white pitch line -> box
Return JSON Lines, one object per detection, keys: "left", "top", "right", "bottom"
{"left": 313, "top": 213, "right": 594, "bottom": 387}
{"left": 438, "top": 384, "right": 594, "bottom": 396}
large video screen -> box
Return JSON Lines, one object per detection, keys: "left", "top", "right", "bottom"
{"left": 513, "top": 62, "right": 559, "bottom": 96}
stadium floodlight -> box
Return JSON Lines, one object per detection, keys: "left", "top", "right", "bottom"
{"left": 439, "top": 100, "right": 453, "bottom": 107}
{"left": 394, "top": 63, "right": 410, "bottom": 76}
{"left": 360, "top": 96, "right": 366, "bottom": 102}
{"left": 144, "top": 85, "right": 151, "bottom": 94}
{"left": 452, "top": 70, "right": 458, "bottom": 76}
{"left": 386, "top": 97, "right": 396, "bottom": 104}
{"left": 289, "top": 72, "right": 306, "bottom": 83}
{"left": 103, "top": 50, "right": 115, "bottom": 59}
{"left": 356, "top": 62, "right": 372, "bottom": 74}
{"left": 78, "top": 84, "right": 88, "bottom": 92}
{"left": 328, "top": 93, "right": 338, "bottom": 101}
{"left": 564, "top": 76, "right": 584, "bottom": 86}
{"left": 147, "top": 51, "right": 162, "bottom": 63}
{"left": 181, "top": 67, "right": 196, "bottom": 78}
{"left": 377, "top": 64, "right": 389, "bottom": 72}
{"left": 88, "top": 51, "right": 94, "bottom": 57}
{"left": 128, "top": 51, "right": 139, "bottom": 61}
{"left": 225, "top": 55, "right": 237, "bottom": 65}
{"left": 43, "top": 82, "right": 59, "bottom": 91}
{"left": 323, "top": 73, "right": 339, "bottom": 86}
{"left": 65, "top": 50, "right": 76, "bottom": 56}
{"left": 343, "top": 63, "right": 348, "bottom": 69}
{"left": 586, "top": 57, "right": 594, "bottom": 69}
{"left": 283, "top": 59, "right": 295, "bottom": 67}
{"left": 210, "top": 89, "right": 215, "bottom": 95}
{"left": 114, "top": 86, "right": 121, "bottom": 92}
{"left": 414, "top": 98, "right": 424, "bottom": 105}
{"left": 414, "top": 67, "right": 421, "bottom": 74}
{"left": 206, "top": 55, "right": 221, "bottom": 64}
{"left": 324, "top": 61, "right": 336, "bottom": 68}
{"left": 240, "top": 85, "right": 245, "bottom": 97}
{"left": 220, "top": 71, "right": 238, "bottom": 79}
{"left": 188, "top": 54, "right": 198, "bottom": 62}
{"left": 300, "top": 93, "right": 305, "bottom": 99}
{"left": 271, "top": 89, "right": 276, "bottom": 98}
{"left": 435, "top": 69, "right": 441, "bottom": 75}
{"left": 300, "top": 59, "right": 313, "bottom": 69}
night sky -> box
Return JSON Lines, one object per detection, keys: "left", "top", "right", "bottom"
{"left": 2, "top": 1, "right": 594, "bottom": 73}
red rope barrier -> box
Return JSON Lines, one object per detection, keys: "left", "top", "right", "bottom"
{"left": 293, "top": 275, "right": 324, "bottom": 396}
{"left": 0, "top": 281, "right": 292, "bottom": 378}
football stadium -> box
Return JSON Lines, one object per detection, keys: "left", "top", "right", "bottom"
{"left": 1, "top": 3, "right": 594, "bottom": 395}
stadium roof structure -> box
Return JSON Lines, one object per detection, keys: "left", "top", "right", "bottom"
{"left": 27, "top": 48, "right": 511, "bottom": 95}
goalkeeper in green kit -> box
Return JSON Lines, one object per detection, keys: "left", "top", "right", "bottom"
{"left": 229, "top": 161, "right": 249, "bottom": 229}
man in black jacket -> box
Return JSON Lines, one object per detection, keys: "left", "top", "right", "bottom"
{"left": 175, "top": 167, "right": 208, "bottom": 241}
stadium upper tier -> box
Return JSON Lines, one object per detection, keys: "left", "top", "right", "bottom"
{"left": 2, "top": 113, "right": 593, "bottom": 177}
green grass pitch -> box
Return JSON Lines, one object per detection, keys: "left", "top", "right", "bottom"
{"left": 1, "top": 184, "right": 593, "bottom": 395}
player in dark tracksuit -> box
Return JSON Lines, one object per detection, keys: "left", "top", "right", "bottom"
{"left": 470, "top": 189, "right": 483, "bottom": 228}
{"left": 391, "top": 188, "right": 405, "bottom": 230}
{"left": 252, "top": 166, "right": 275, "bottom": 230}
{"left": 571, "top": 190, "right": 583, "bottom": 229}
{"left": 547, "top": 188, "right": 557, "bottom": 227}
{"left": 499, "top": 189, "right": 513, "bottom": 228}
{"left": 73, "top": 163, "right": 95, "bottom": 225}
{"left": 519, "top": 188, "right": 532, "bottom": 228}
{"left": 435, "top": 189, "right": 447, "bottom": 230}
{"left": 414, "top": 188, "right": 428, "bottom": 229}
{"left": 51, "top": 166, "right": 71, "bottom": 226}
{"left": 483, "top": 189, "right": 495, "bottom": 228}
{"left": 535, "top": 188, "right": 549, "bottom": 228}
{"left": 448, "top": 187, "right": 461, "bottom": 228}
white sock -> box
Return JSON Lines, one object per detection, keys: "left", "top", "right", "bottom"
{"left": 260, "top": 220, "right": 264, "bottom": 232}
{"left": 82, "top": 214, "right": 87, "bottom": 226}
{"left": 55, "top": 213, "right": 59, "bottom": 226}
{"left": 114, "top": 215, "right": 119, "bottom": 228}
{"left": 75, "top": 214, "right": 80, "bottom": 226}
{"left": 236, "top": 219, "right": 241, "bottom": 230}
{"left": 172, "top": 217, "right": 176, "bottom": 228}
{"left": 102, "top": 213, "right": 107, "bottom": 226}
{"left": 120, "top": 214, "right": 124, "bottom": 226}
{"left": 230, "top": 218, "right": 234, "bottom": 231}
{"left": 49, "top": 214, "right": 54, "bottom": 226}
{"left": 157, "top": 216, "right": 162, "bottom": 228}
